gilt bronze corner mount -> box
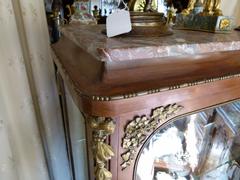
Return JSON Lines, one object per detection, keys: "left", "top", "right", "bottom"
{"left": 90, "top": 117, "right": 116, "bottom": 180}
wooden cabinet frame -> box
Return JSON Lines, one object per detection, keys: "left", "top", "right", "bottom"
{"left": 52, "top": 33, "right": 240, "bottom": 180}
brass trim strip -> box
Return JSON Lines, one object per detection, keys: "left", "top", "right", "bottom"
{"left": 92, "top": 73, "right": 240, "bottom": 101}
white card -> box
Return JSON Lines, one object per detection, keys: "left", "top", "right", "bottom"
{"left": 106, "top": 9, "right": 132, "bottom": 38}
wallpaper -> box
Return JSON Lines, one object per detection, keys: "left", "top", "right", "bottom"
{"left": 0, "top": 0, "right": 71, "bottom": 180}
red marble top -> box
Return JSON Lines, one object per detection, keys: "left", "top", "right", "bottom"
{"left": 61, "top": 22, "right": 240, "bottom": 61}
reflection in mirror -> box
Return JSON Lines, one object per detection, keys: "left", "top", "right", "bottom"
{"left": 136, "top": 101, "right": 240, "bottom": 180}
{"left": 91, "top": 0, "right": 119, "bottom": 16}
{"left": 90, "top": 0, "right": 189, "bottom": 16}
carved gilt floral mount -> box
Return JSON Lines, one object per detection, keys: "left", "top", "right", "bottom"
{"left": 90, "top": 117, "right": 116, "bottom": 180}
{"left": 121, "top": 104, "right": 183, "bottom": 170}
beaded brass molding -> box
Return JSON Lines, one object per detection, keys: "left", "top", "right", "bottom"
{"left": 120, "top": 104, "right": 183, "bottom": 170}
{"left": 90, "top": 117, "right": 116, "bottom": 180}
{"left": 92, "top": 73, "right": 240, "bottom": 101}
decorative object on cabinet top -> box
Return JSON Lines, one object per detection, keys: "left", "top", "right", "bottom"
{"left": 117, "top": 12, "right": 173, "bottom": 37}
{"left": 115, "top": 0, "right": 174, "bottom": 37}
{"left": 176, "top": 0, "right": 234, "bottom": 33}
{"left": 121, "top": 104, "right": 183, "bottom": 169}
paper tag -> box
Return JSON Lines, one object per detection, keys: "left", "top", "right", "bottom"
{"left": 106, "top": 9, "right": 132, "bottom": 38}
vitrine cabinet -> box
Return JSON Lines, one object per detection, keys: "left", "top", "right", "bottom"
{"left": 52, "top": 23, "right": 240, "bottom": 180}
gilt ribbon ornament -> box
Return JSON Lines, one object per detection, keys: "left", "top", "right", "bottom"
{"left": 121, "top": 104, "right": 183, "bottom": 170}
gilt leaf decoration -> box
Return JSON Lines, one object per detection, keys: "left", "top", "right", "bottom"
{"left": 121, "top": 104, "right": 183, "bottom": 170}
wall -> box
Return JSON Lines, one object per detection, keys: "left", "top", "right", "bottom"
{"left": 0, "top": 0, "right": 71, "bottom": 180}
{"left": 221, "top": 0, "right": 240, "bottom": 24}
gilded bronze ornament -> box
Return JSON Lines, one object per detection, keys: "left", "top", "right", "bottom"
{"left": 219, "top": 18, "right": 230, "bottom": 30}
{"left": 121, "top": 104, "right": 183, "bottom": 170}
{"left": 91, "top": 117, "right": 116, "bottom": 180}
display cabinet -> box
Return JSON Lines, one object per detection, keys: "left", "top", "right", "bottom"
{"left": 52, "top": 23, "right": 240, "bottom": 180}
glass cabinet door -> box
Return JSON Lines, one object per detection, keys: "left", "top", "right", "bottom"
{"left": 135, "top": 101, "right": 240, "bottom": 180}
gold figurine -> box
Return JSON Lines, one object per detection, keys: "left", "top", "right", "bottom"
{"left": 181, "top": 0, "right": 196, "bottom": 15}
{"left": 178, "top": 0, "right": 233, "bottom": 32}
{"left": 212, "top": 0, "right": 223, "bottom": 16}
{"left": 183, "top": 0, "right": 223, "bottom": 16}
{"left": 202, "top": 0, "right": 223, "bottom": 15}
{"left": 202, "top": 0, "right": 212, "bottom": 15}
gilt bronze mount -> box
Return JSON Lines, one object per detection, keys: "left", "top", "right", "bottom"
{"left": 104, "top": 0, "right": 173, "bottom": 37}
{"left": 90, "top": 117, "right": 116, "bottom": 180}
{"left": 127, "top": 0, "right": 173, "bottom": 36}
{"left": 128, "top": 11, "right": 173, "bottom": 36}
{"left": 121, "top": 104, "right": 183, "bottom": 170}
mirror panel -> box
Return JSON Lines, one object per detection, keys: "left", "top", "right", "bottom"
{"left": 136, "top": 101, "right": 240, "bottom": 180}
